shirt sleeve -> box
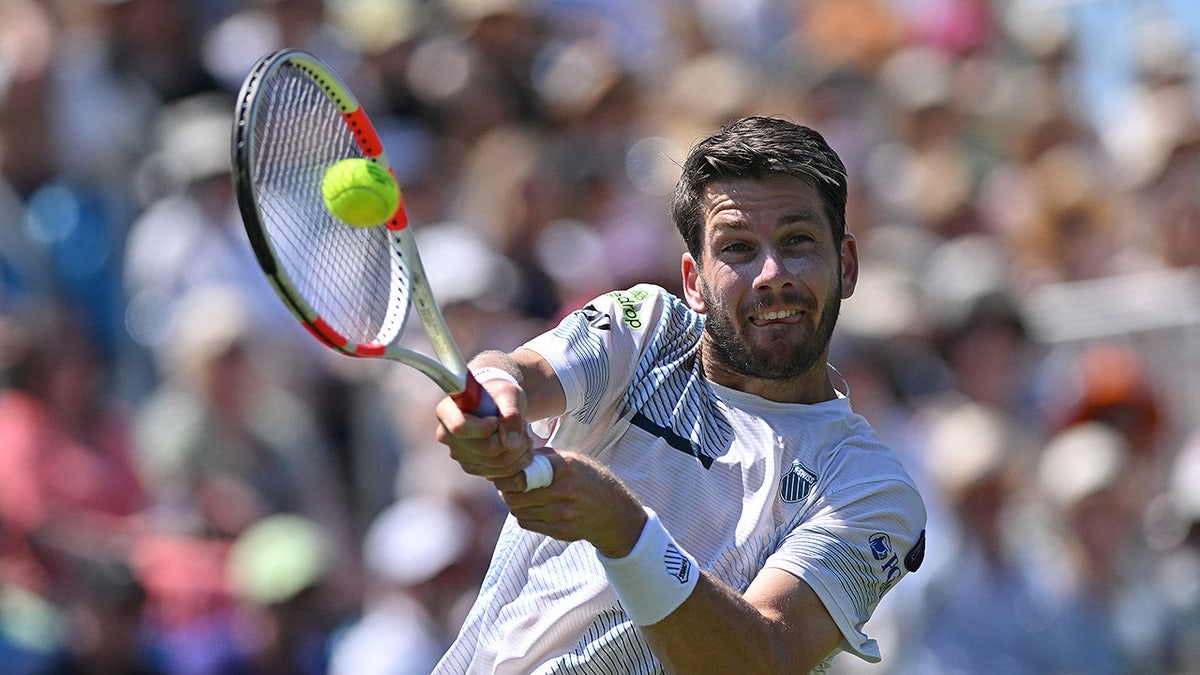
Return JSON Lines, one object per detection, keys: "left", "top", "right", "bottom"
{"left": 522, "top": 285, "right": 700, "bottom": 451}
{"left": 764, "top": 474, "right": 926, "bottom": 663}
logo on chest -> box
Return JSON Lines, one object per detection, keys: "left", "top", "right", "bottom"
{"left": 779, "top": 459, "right": 818, "bottom": 503}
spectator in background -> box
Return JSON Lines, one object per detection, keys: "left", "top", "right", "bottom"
{"left": 219, "top": 514, "right": 344, "bottom": 675}
{"left": 200, "top": 0, "right": 366, "bottom": 94}
{"left": 929, "top": 284, "right": 1037, "bottom": 419}
{"left": 123, "top": 92, "right": 294, "bottom": 359}
{"left": 132, "top": 284, "right": 352, "bottom": 549}
{"left": 1156, "top": 431, "right": 1200, "bottom": 672}
{"left": 0, "top": 0, "right": 133, "bottom": 366}
{"left": 89, "top": 0, "right": 219, "bottom": 104}
{"left": 0, "top": 303, "right": 161, "bottom": 672}
{"left": 130, "top": 283, "right": 359, "bottom": 673}
{"left": 329, "top": 495, "right": 481, "bottom": 675}
{"left": 140, "top": 512, "right": 344, "bottom": 675}
{"left": 903, "top": 402, "right": 1054, "bottom": 674}
{"left": 1054, "top": 343, "right": 1165, "bottom": 461}
{"left": 1031, "top": 421, "right": 1170, "bottom": 674}
{"left": 46, "top": 556, "right": 165, "bottom": 675}
{"left": 0, "top": 303, "right": 147, "bottom": 603}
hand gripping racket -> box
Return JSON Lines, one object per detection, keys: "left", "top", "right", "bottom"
{"left": 231, "top": 49, "right": 551, "bottom": 490}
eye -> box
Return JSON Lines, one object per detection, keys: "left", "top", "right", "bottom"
{"left": 715, "top": 238, "right": 758, "bottom": 262}
{"left": 784, "top": 232, "right": 817, "bottom": 249}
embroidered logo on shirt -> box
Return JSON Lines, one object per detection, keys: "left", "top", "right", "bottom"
{"left": 580, "top": 305, "right": 612, "bottom": 331}
{"left": 870, "top": 532, "right": 904, "bottom": 591}
{"left": 869, "top": 533, "right": 893, "bottom": 561}
{"left": 664, "top": 543, "right": 692, "bottom": 583}
{"left": 779, "top": 459, "right": 818, "bottom": 503}
{"left": 605, "top": 289, "right": 651, "bottom": 329}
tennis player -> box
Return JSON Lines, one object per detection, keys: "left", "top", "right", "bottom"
{"left": 433, "top": 116, "right": 927, "bottom": 674}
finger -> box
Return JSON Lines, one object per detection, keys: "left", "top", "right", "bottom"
{"left": 497, "top": 417, "right": 529, "bottom": 452}
{"left": 438, "top": 409, "right": 500, "bottom": 442}
{"left": 506, "top": 514, "right": 554, "bottom": 538}
{"left": 447, "top": 433, "right": 528, "bottom": 467}
{"left": 479, "top": 377, "right": 523, "bottom": 417}
{"left": 434, "top": 396, "right": 466, "bottom": 429}
{"left": 458, "top": 448, "right": 532, "bottom": 479}
{"left": 492, "top": 452, "right": 555, "bottom": 493}
{"left": 504, "top": 508, "right": 581, "bottom": 542}
{"left": 482, "top": 386, "right": 529, "bottom": 451}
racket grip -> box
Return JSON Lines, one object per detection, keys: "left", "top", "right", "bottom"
{"left": 452, "top": 371, "right": 501, "bottom": 417}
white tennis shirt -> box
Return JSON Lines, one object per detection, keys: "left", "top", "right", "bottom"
{"left": 434, "top": 285, "right": 926, "bottom": 674}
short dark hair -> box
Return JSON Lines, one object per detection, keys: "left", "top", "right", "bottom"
{"left": 670, "top": 116, "right": 848, "bottom": 261}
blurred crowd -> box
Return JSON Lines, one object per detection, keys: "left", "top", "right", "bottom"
{"left": 1, "top": 0, "right": 1199, "bottom": 673}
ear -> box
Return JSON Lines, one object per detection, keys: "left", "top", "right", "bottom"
{"left": 839, "top": 233, "right": 859, "bottom": 299}
{"left": 682, "top": 252, "right": 707, "bottom": 313}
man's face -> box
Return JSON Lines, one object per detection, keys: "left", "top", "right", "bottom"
{"left": 682, "top": 174, "right": 857, "bottom": 383}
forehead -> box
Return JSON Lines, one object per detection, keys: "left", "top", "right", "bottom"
{"left": 701, "top": 173, "right": 825, "bottom": 226}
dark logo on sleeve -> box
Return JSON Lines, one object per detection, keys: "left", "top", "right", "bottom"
{"left": 779, "top": 459, "right": 817, "bottom": 503}
{"left": 580, "top": 305, "right": 611, "bottom": 331}
{"left": 870, "top": 532, "right": 903, "bottom": 589}
{"left": 868, "top": 533, "right": 892, "bottom": 561}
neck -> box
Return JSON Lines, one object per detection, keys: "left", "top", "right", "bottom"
{"left": 700, "top": 340, "right": 837, "bottom": 404}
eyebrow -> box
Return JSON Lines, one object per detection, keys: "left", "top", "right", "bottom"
{"left": 779, "top": 211, "right": 825, "bottom": 227}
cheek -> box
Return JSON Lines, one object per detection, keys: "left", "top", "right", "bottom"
{"left": 783, "top": 257, "right": 814, "bottom": 279}
{"left": 709, "top": 269, "right": 751, "bottom": 309}
{"left": 771, "top": 257, "right": 828, "bottom": 294}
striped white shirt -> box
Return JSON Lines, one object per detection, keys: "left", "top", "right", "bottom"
{"left": 434, "top": 285, "right": 926, "bottom": 674}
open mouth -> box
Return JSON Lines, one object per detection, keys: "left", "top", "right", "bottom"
{"left": 750, "top": 309, "right": 800, "bottom": 324}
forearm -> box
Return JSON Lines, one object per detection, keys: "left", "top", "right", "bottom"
{"left": 641, "top": 571, "right": 838, "bottom": 674}
{"left": 641, "top": 574, "right": 787, "bottom": 674}
{"left": 598, "top": 512, "right": 841, "bottom": 674}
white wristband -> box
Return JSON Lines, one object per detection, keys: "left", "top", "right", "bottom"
{"left": 472, "top": 366, "right": 519, "bottom": 386}
{"left": 522, "top": 454, "right": 554, "bottom": 491}
{"left": 597, "top": 508, "right": 699, "bottom": 625}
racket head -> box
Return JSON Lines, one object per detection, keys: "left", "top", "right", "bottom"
{"left": 232, "top": 49, "right": 488, "bottom": 410}
{"left": 232, "top": 49, "right": 411, "bottom": 355}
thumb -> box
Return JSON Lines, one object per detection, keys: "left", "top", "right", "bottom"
{"left": 496, "top": 398, "right": 529, "bottom": 452}
{"left": 479, "top": 378, "right": 529, "bottom": 452}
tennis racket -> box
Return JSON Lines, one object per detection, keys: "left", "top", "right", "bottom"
{"left": 231, "top": 48, "right": 551, "bottom": 490}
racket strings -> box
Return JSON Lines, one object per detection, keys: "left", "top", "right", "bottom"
{"left": 251, "top": 65, "right": 412, "bottom": 346}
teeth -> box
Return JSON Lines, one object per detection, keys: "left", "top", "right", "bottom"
{"left": 758, "top": 310, "right": 797, "bottom": 321}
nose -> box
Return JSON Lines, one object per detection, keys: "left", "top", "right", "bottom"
{"left": 754, "top": 248, "right": 797, "bottom": 291}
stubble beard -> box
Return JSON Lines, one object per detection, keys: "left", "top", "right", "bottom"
{"left": 700, "top": 276, "right": 842, "bottom": 381}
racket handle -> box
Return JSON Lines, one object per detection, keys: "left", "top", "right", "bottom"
{"left": 455, "top": 370, "right": 553, "bottom": 490}
{"left": 452, "top": 371, "right": 501, "bottom": 417}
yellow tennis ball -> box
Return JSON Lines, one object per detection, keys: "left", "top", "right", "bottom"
{"left": 321, "top": 158, "right": 400, "bottom": 227}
